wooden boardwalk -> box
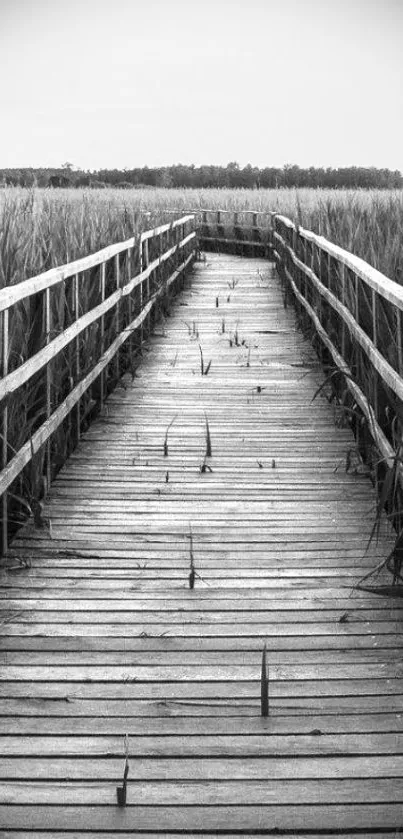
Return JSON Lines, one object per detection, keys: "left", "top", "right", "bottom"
{"left": 1, "top": 253, "right": 402, "bottom": 836}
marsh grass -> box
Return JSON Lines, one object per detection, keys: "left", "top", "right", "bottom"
{"left": 188, "top": 524, "right": 195, "bottom": 590}
{"left": 163, "top": 415, "right": 177, "bottom": 457}
{"left": 2, "top": 186, "right": 403, "bottom": 289}
{"left": 198, "top": 344, "right": 212, "bottom": 376}
{"left": 261, "top": 645, "right": 269, "bottom": 717}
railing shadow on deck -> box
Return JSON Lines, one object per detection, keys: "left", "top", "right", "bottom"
{"left": 1, "top": 207, "right": 403, "bottom": 584}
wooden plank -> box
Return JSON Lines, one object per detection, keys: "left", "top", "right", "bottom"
{"left": 1, "top": 754, "right": 402, "bottom": 779}
{"left": 1, "top": 778, "right": 402, "bottom": 805}
{"left": 1, "top": 803, "right": 403, "bottom": 830}
{"left": 0, "top": 694, "right": 401, "bottom": 717}
{"left": 1, "top": 732, "right": 402, "bottom": 756}
{"left": 0, "top": 633, "right": 401, "bottom": 650}
{"left": 1, "top": 677, "right": 402, "bottom": 700}
{"left": 1, "top": 712, "right": 402, "bottom": 735}
{"left": 1, "top": 834, "right": 397, "bottom": 839}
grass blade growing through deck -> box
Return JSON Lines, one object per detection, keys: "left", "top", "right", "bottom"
{"left": 163, "top": 415, "right": 178, "bottom": 457}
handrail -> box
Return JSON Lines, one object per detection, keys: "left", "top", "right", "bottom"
{"left": 0, "top": 231, "right": 195, "bottom": 402}
{"left": 0, "top": 215, "right": 194, "bottom": 313}
{"left": 272, "top": 213, "right": 403, "bottom": 480}
{"left": 0, "top": 214, "right": 196, "bottom": 553}
{"left": 274, "top": 214, "right": 403, "bottom": 312}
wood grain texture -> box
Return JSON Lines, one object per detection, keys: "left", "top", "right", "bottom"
{"left": 1, "top": 253, "right": 401, "bottom": 837}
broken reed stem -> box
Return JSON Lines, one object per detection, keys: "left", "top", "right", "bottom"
{"left": 261, "top": 645, "right": 269, "bottom": 717}
{"left": 163, "top": 414, "right": 178, "bottom": 457}
{"left": 116, "top": 736, "right": 130, "bottom": 806}
{"left": 199, "top": 343, "right": 211, "bottom": 376}
{"left": 189, "top": 524, "right": 195, "bottom": 589}
{"left": 204, "top": 414, "right": 212, "bottom": 457}
{"left": 199, "top": 343, "right": 204, "bottom": 375}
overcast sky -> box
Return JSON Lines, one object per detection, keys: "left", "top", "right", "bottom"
{"left": 0, "top": 0, "right": 402, "bottom": 171}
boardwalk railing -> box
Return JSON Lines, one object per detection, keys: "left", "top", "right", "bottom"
{"left": 0, "top": 214, "right": 196, "bottom": 552}
{"left": 2, "top": 206, "right": 403, "bottom": 562}
{"left": 197, "top": 209, "right": 273, "bottom": 256}
{"left": 273, "top": 214, "right": 403, "bottom": 549}
{"left": 164, "top": 209, "right": 274, "bottom": 256}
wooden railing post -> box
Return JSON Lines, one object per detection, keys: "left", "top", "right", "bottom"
{"left": 114, "top": 254, "right": 121, "bottom": 382}
{"left": 127, "top": 246, "right": 134, "bottom": 363}
{"left": 100, "top": 262, "right": 106, "bottom": 404}
{"left": 45, "top": 287, "right": 52, "bottom": 492}
{"left": 371, "top": 288, "right": 379, "bottom": 422}
{"left": 1, "top": 309, "right": 9, "bottom": 554}
{"left": 302, "top": 235, "right": 308, "bottom": 303}
{"left": 396, "top": 309, "right": 403, "bottom": 377}
{"left": 202, "top": 210, "right": 208, "bottom": 241}
{"left": 139, "top": 236, "right": 144, "bottom": 349}
{"left": 252, "top": 212, "right": 260, "bottom": 244}
{"left": 339, "top": 262, "right": 346, "bottom": 360}
{"left": 74, "top": 273, "right": 80, "bottom": 443}
{"left": 144, "top": 238, "right": 150, "bottom": 335}
{"left": 354, "top": 272, "right": 361, "bottom": 390}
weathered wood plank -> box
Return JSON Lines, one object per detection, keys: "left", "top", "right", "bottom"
{"left": 1, "top": 803, "right": 402, "bottom": 830}
{"left": 1, "top": 778, "right": 402, "bottom": 805}
{"left": 1, "top": 754, "right": 402, "bottom": 779}
{"left": 1, "top": 732, "right": 402, "bottom": 756}
{"left": 1, "top": 712, "right": 402, "bottom": 735}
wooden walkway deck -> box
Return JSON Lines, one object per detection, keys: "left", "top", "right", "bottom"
{"left": 1, "top": 253, "right": 403, "bottom": 836}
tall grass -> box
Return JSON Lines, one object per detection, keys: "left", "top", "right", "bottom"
{"left": 1, "top": 186, "right": 403, "bottom": 287}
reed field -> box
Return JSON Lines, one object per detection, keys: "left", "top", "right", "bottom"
{"left": 1, "top": 186, "right": 403, "bottom": 288}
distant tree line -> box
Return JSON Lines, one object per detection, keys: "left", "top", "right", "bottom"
{"left": 1, "top": 162, "right": 402, "bottom": 190}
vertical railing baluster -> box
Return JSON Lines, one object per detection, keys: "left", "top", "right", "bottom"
{"left": 115, "top": 254, "right": 120, "bottom": 382}
{"left": 139, "top": 236, "right": 144, "bottom": 349}
{"left": 144, "top": 237, "right": 150, "bottom": 335}
{"left": 1, "top": 309, "right": 9, "bottom": 555}
{"left": 127, "top": 246, "right": 134, "bottom": 365}
{"left": 45, "top": 287, "right": 52, "bottom": 492}
{"left": 159, "top": 231, "right": 163, "bottom": 308}
{"left": 253, "top": 212, "right": 258, "bottom": 245}
{"left": 302, "top": 234, "right": 308, "bottom": 303}
{"left": 371, "top": 288, "right": 380, "bottom": 496}
{"left": 316, "top": 245, "right": 322, "bottom": 327}
{"left": 340, "top": 262, "right": 346, "bottom": 360}
{"left": 354, "top": 272, "right": 362, "bottom": 419}
{"left": 100, "top": 262, "right": 106, "bottom": 405}
{"left": 396, "top": 309, "right": 403, "bottom": 377}
{"left": 202, "top": 210, "right": 208, "bottom": 244}
{"left": 371, "top": 289, "right": 379, "bottom": 421}
{"left": 74, "top": 273, "right": 80, "bottom": 443}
